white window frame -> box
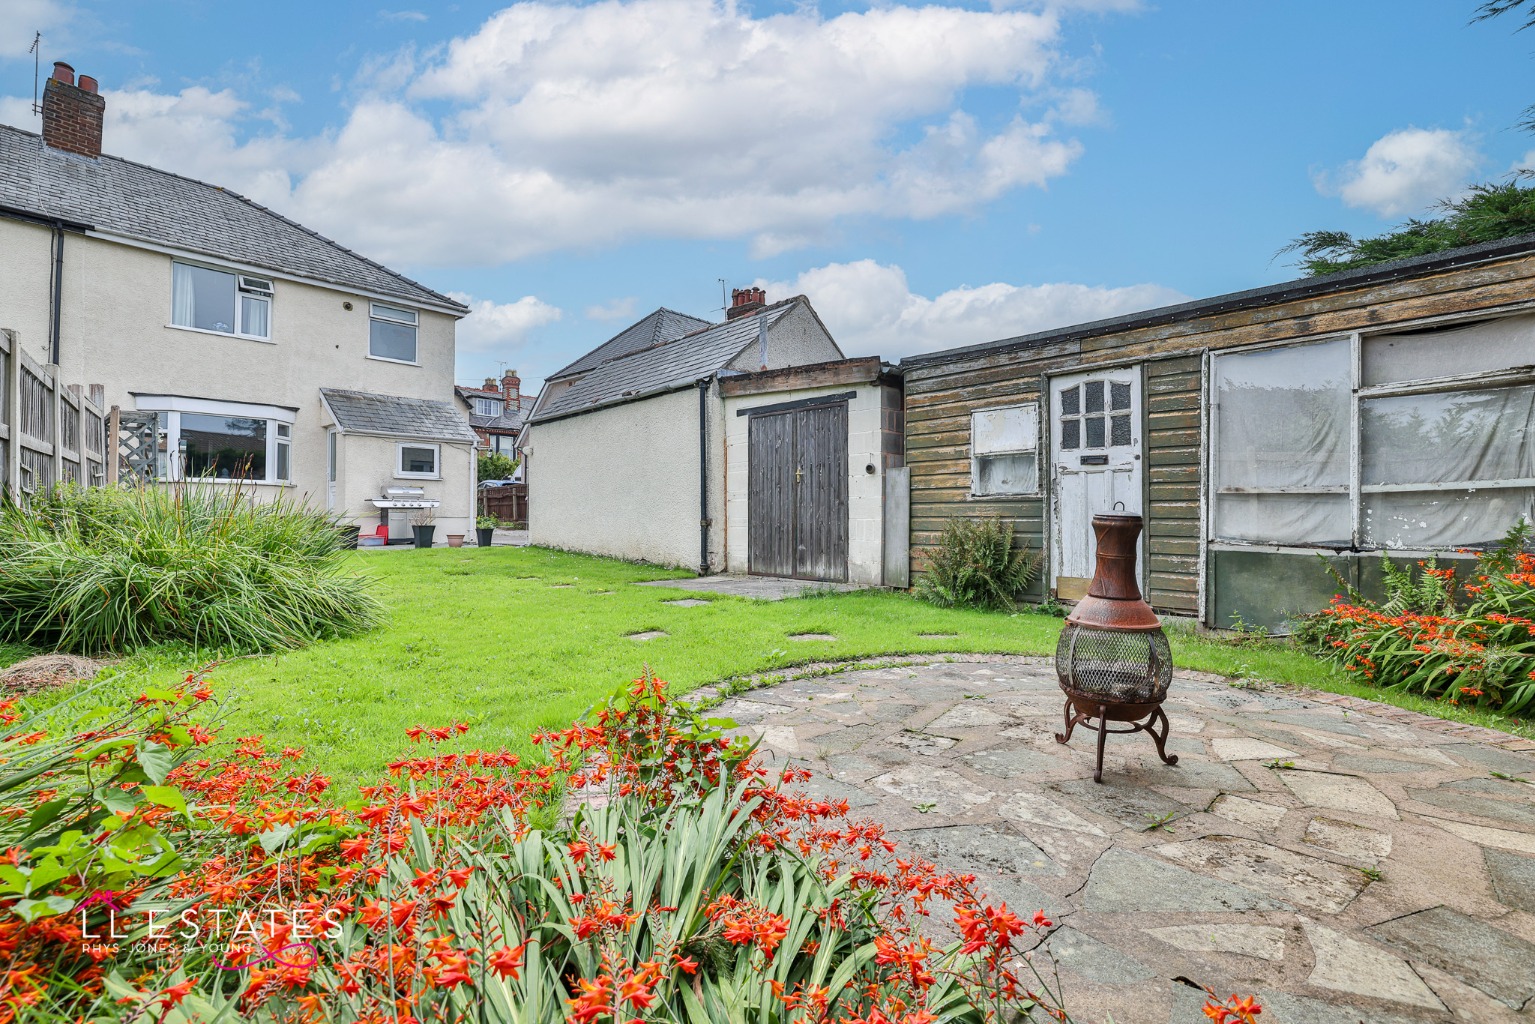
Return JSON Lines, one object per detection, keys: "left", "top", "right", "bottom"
{"left": 171, "top": 261, "right": 274, "bottom": 341}
{"left": 369, "top": 303, "right": 420, "bottom": 364}
{"left": 396, "top": 442, "right": 440, "bottom": 480}
{"left": 1209, "top": 311, "right": 1535, "bottom": 554}
{"left": 133, "top": 395, "right": 296, "bottom": 485}
{"left": 969, "top": 402, "right": 1040, "bottom": 497}
{"left": 474, "top": 397, "right": 503, "bottom": 417}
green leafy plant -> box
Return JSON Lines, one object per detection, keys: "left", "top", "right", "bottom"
{"left": 475, "top": 514, "right": 498, "bottom": 530}
{"left": 0, "top": 483, "right": 379, "bottom": 654}
{"left": 477, "top": 451, "right": 518, "bottom": 482}
{"left": 914, "top": 516, "right": 1042, "bottom": 612}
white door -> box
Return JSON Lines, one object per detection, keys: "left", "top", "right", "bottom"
{"left": 326, "top": 430, "right": 338, "bottom": 510}
{"left": 1050, "top": 367, "right": 1144, "bottom": 600}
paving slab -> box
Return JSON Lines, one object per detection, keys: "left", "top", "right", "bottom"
{"left": 635, "top": 574, "right": 864, "bottom": 600}
{"left": 709, "top": 655, "right": 1534, "bottom": 1022}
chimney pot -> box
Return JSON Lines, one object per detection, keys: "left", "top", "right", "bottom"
{"left": 727, "top": 286, "right": 767, "bottom": 320}
{"left": 483, "top": 377, "right": 498, "bottom": 391}
{"left": 78, "top": 75, "right": 98, "bottom": 94}
{"left": 51, "top": 62, "right": 75, "bottom": 85}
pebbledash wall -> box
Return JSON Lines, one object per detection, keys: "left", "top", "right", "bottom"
{"left": 525, "top": 386, "right": 727, "bottom": 570}
{"left": 0, "top": 217, "right": 474, "bottom": 536}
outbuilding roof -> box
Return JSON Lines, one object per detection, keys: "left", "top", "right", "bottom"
{"left": 0, "top": 124, "right": 465, "bottom": 313}
{"left": 528, "top": 299, "right": 804, "bottom": 424}
{"left": 545, "top": 307, "right": 714, "bottom": 380}
{"left": 899, "top": 230, "right": 1535, "bottom": 370}
{"left": 321, "top": 388, "right": 479, "bottom": 443}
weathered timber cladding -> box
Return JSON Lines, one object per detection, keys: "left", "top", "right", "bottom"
{"left": 901, "top": 250, "right": 1535, "bottom": 621}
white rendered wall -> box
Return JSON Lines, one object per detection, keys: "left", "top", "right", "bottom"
{"left": 723, "top": 381, "right": 888, "bottom": 586}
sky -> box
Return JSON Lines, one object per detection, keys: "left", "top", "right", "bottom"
{"left": 2, "top": 0, "right": 1532, "bottom": 391}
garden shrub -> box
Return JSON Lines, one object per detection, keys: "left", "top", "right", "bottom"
{"left": 914, "top": 516, "right": 1042, "bottom": 611}
{"left": 0, "top": 669, "right": 1259, "bottom": 1023}
{"left": 1297, "top": 521, "right": 1535, "bottom": 713}
{"left": 0, "top": 484, "right": 379, "bottom": 654}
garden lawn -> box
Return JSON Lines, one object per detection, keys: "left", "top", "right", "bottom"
{"left": 7, "top": 546, "right": 1526, "bottom": 790}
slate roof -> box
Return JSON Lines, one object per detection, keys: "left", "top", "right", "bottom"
{"left": 321, "top": 388, "right": 479, "bottom": 443}
{"left": 899, "top": 229, "right": 1535, "bottom": 370}
{"left": 546, "top": 308, "right": 713, "bottom": 380}
{"left": 0, "top": 124, "right": 465, "bottom": 312}
{"left": 529, "top": 300, "right": 802, "bottom": 424}
{"left": 455, "top": 387, "right": 531, "bottom": 434}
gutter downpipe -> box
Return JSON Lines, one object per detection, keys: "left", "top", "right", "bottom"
{"left": 698, "top": 377, "right": 710, "bottom": 576}
{"left": 49, "top": 221, "right": 64, "bottom": 365}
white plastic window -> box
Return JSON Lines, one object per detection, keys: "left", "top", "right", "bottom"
{"left": 971, "top": 403, "right": 1039, "bottom": 496}
{"left": 370, "top": 304, "right": 419, "bottom": 363}
{"left": 172, "top": 263, "right": 271, "bottom": 339}
{"left": 398, "top": 443, "right": 439, "bottom": 478}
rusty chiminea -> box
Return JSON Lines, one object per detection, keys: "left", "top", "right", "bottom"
{"left": 1054, "top": 512, "right": 1177, "bottom": 783}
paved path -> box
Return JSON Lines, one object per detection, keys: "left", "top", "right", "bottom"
{"left": 635, "top": 573, "right": 866, "bottom": 600}
{"left": 706, "top": 657, "right": 1535, "bottom": 1024}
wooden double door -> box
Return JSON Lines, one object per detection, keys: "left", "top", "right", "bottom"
{"left": 747, "top": 402, "right": 849, "bottom": 582}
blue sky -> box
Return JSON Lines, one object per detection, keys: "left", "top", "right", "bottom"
{"left": 2, "top": 0, "right": 1531, "bottom": 389}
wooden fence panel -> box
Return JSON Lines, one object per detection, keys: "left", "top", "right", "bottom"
{"left": 480, "top": 484, "right": 527, "bottom": 525}
{"left": 0, "top": 330, "right": 109, "bottom": 502}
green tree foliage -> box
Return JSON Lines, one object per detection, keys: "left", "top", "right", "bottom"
{"left": 477, "top": 450, "right": 518, "bottom": 482}
{"left": 1476, "top": 0, "right": 1535, "bottom": 131}
{"left": 1282, "top": 183, "right": 1535, "bottom": 277}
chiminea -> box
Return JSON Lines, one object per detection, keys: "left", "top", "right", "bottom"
{"left": 1054, "top": 512, "right": 1177, "bottom": 783}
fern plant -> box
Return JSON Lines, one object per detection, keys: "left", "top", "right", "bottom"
{"left": 913, "top": 516, "right": 1042, "bottom": 611}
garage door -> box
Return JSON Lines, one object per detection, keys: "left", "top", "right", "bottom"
{"left": 747, "top": 401, "right": 849, "bottom": 581}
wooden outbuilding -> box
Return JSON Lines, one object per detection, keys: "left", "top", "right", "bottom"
{"left": 898, "top": 233, "right": 1535, "bottom": 630}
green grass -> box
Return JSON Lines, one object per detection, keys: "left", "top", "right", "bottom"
{"left": 4, "top": 546, "right": 1528, "bottom": 790}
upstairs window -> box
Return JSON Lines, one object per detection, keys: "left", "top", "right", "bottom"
{"left": 474, "top": 397, "right": 503, "bottom": 417}
{"left": 971, "top": 403, "right": 1039, "bottom": 496}
{"left": 172, "top": 263, "right": 271, "bottom": 339}
{"left": 370, "top": 304, "right": 418, "bottom": 363}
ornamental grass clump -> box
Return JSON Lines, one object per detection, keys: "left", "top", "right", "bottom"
{"left": 0, "top": 668, "right": 1260, "bottom": 1024}
{"left": 1297, "top": 521, "right": 1535, "bottom": 714}
{"left": 0, "top": 484, "right": 378, "bottom": 654}
{"left": 914, "top": 516, "right": 1042, "bottom": 612}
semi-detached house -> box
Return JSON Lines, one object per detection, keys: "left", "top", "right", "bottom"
{"left": 0, "top": 61, "right": 478, "bottom": 539}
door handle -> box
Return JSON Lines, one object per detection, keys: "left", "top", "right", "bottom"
{"left": 795, "top": 467, "right": 803, "bottom": 483}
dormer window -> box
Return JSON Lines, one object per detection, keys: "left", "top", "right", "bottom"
{"left": 474, "top": 397, "right": 503, "bottom": 417}
{"left": 171, "top": 262, "right": 272, "bottom": 339}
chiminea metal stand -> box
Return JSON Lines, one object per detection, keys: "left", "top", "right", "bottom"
{"left": 1054, "top": 512, "right": 1177, "bottom": 784}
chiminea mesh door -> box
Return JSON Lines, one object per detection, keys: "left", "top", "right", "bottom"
{"left": 1055, "top": 624, "right": 1172, "bottom": 704}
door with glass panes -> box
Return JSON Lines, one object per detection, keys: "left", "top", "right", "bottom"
{"left": 1050, "top": 367, "right": 1143, "bottom": 600}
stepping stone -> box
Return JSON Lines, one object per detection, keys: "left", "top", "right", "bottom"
{"left": 626, "top": 630, "right": 667, "bottom": 641}
{"left": 1301, "top": 920, "right": 1442, "bottom": 1010}
{"left": 1042, "top": 927, "right": 1155, "bottom": 984}
{"left": 1303, "top": 817, "right": 1392, "bottom": 864}
{"left": 1050, "top": 778, "right": 1195, "bottom": 831}
{"left": 549, "top": 584, "right": 575, "bottom": 588}
{"left": 1146, "top": 923, "right": 1286, "bottom": 961}
{"left": 1282, "top": 771, "right": 1398, "bottom": 820}
{"left": 870, "top": 766, "right": 994, "bottom": 814}
{"left": 1211, "top": 737, "right": 1297, "bottom": 761}
{"left": 1439, "top": 743, "right": 1535, "bottom": 776}
{"left": 789, "top": 633, "right": 836, "bottom": 641}
{"left": 662, "top": 598, "right": 710, "bottom": 607}
{"left": 893, "top": 822, "right": 1062, "bottom": 877}
{"left": 997, "top": 791, "right": 1107, "bottom": 837}
{"left": 1408, "top": 784, "right": 1535, "bottom": 829}
{"left": 1434, "top": 818, "right": 1535, "bottom": 855}
{"left": 1484, "top": 848, "right": 1535, "bottom": 912}
{"left": 1211, "top": 794, "right": 1286, "bottom": 830}
{"left": 887, "top": 731, "right": 956, "bottom": 756}
{"left": 960, "top": 746, "right": 1056, "bottom": 779}
{"left": 1080, "top": 849, "right": 1281, "bottom": 913}
{"left": 1368, "top": 905, "right": 1535, "bottom": 1009}
{"left": 1154, "top": 836, "right": 1366, "bottom": 914}
{"left": 918, "top": 632, "right": 957, "bottom": 638}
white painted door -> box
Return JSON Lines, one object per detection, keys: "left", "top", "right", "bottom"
{"left": 1050, "top": 366, "right": 1143, "bottom": 600}
{"left": 326, "top": 430, "right": 338, "bottom": 510}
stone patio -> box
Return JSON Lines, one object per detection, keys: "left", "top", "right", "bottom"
{"left": 706, "top": 656, "right": 1535, "bottom": 1023}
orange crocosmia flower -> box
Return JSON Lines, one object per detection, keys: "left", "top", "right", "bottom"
{"left": 488, "top": 943, "right": 525, "bottom": 980}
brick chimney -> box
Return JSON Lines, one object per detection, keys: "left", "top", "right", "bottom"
{"left": 501, "top": 369, "right": 521, "bottom": 410}
{"left": 727, "top": 286, "right": 766, "bottom": 320}
{"left": 41, "top": 62, "right": 105, "bottom": 158}
{"left": 483, "top": 376, "right": 498, "bottom": 391}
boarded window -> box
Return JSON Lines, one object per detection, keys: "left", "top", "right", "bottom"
{"left": 971, "top": 404, "right": 1038, "bottom": 496}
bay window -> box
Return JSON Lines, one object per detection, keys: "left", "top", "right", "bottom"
{"left": 133, "top": 396, "right": 295, "bottom": 484}
{"left": 171, "top": 263, "right": 272, "bottom": 339}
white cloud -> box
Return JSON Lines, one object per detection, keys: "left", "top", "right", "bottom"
{"left": 379, "top": 9, "right": 429, "bottom": 22}
{"left": 585, "top": 297, "right": 637, "bottom": 321}
{"left": 1, "top": 0, "right": 74, "bottom": 58}
{"left": 762, "top": 260, "right": 1185, "bottom": 359}
{"left": 449, "top": 293, "right": 564, "bottom": 355}
{"left": 3, "top": 0, "right": 1114, "bottom": 265}
{"left": 1320, "top": 127, "right": 1481, "bottom": 218}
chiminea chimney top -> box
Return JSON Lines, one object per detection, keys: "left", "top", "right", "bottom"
{"left": 727, "top": 286, "right": 766, "bottom": 320}
{"left": 42, "top": 60, "right": 105, "bottom": 158}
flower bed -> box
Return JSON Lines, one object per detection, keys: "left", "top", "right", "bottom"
{"left": 1297, "top": 524, "right": 1535, "bottom": 714}
{"left": 1, "top": 669, "right": 1258, "bottom": 1023}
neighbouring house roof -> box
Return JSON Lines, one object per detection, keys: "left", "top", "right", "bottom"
{"left": 529, "top": 299, "right": 807, "bottom": 424}
{"left": 546, "top": 308, "right": 713, "bottom": 380}
{"left": 0, "top": 124, "right": 466, "bottom": 313}
{"left": 321, "top": 388, "right": 479, "bottom": 443}
{"left": 899, "top": 230, "right": 1535, "bottom": 371}
{"left": 455, "top": 387, "right": 530, "bottom": 435}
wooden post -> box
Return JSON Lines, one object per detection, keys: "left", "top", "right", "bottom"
{"left": 107, "top": 405, "right": 120, "bottom": 484}
{"left": 2, "top": 330, "right": 18, "bottom": 498}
